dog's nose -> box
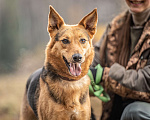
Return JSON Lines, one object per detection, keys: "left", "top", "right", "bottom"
{"left": 72, "top": 54, "right": 82, "bottom": 62}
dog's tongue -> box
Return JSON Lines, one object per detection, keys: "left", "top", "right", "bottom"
{"left": 70, "top": 63, "right": 81, "bottom": 76}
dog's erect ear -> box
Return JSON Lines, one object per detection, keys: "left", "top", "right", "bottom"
{"left": 48, "top": 6, "right": 64, "bottom": 35}
{"left": 78, "top": 8, "right": 98, "bottom": 38}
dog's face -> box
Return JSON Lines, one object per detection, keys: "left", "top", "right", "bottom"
{"left": 45, "top": 6, "right": 98, "bottom": 80}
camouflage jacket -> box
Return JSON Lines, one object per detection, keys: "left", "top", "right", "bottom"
{"left": 92, "top": 11, "right": 150, "bottom": 120}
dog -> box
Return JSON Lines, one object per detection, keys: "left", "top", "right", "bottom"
{"left": 20, "top": 5, "right": 98, "bottom": 120}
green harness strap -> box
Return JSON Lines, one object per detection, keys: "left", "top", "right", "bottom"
{"left": 88, "top": 64, "right": 110, "bottom": 102}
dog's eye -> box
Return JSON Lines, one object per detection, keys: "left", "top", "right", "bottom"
{"left": 61, "top": 39, "right": 70, "bottom": 44}
{"left": 80, "top": 39, "right": 86, "bottom": 44}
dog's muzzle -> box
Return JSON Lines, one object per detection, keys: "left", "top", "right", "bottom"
{"left": 63, "top": 54, "right": 82, "bottom": 76}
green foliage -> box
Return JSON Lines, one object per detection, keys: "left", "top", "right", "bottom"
{"left": 0, "top": 0, "right": 19, "bottom": 73}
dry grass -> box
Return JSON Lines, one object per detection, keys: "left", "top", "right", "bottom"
{"left": 91, "top": 97, "right": 102, "bottom": 120}
{"left": 0, "top": 73, "right": 28, "bottom": 120}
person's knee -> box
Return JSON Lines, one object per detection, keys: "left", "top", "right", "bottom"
{"left": 121, "top": 103, "right": 139, "bottom": 120}
{"left": 121, "top": 102, "right": 150, "bottom": 120}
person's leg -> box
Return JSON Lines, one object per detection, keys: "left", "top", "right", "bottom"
{"left": 121, "top": 101, "right": 150, "bottom": 120}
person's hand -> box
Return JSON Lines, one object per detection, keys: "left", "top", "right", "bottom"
{"left": 88, "top": 64, "right": 110, "bottom": 102}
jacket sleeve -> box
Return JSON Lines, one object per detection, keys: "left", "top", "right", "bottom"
{"left": 102, "top": 62, "right": 150, "bottom": 102}
{"left": 109, "top": 63, "right": 150, "bottom": 92}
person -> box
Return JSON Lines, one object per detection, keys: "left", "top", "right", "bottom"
{"left": 90, "top": 0, "right": 150, "bottom": 120}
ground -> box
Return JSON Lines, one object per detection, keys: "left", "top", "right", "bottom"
{"left": 0, "top": 73, "right": 26, "bottom": 120}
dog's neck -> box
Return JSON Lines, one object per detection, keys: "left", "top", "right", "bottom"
{"left": 41, "top": 62, "right": 90, "bottom": 107}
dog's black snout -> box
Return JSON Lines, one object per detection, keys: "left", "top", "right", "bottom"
{"left": 72, "top": 54, "right": 82, "bottom": 62}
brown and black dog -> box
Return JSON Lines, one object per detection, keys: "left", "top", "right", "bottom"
{"left": 20, "top": 6, "right": 98, "bottom": 120}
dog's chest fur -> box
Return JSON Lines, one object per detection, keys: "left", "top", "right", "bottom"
{"left": 37, "top": 75, "right": 91, "bottom": 120}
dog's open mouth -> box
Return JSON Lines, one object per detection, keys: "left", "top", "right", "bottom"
{"left": 63, "top": 56, "right": 81, "bottom": 76}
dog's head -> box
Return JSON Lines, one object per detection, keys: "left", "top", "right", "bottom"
{"left": 45, "top": 6, "right": 98, "bottom": 80}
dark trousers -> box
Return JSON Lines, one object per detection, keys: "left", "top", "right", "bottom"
{"left": 121, "top": 101, "right": 150, "bottom": 120}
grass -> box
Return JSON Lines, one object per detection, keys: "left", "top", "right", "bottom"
{"left": 0, "top": 73, "right": 27, "bottom": 120}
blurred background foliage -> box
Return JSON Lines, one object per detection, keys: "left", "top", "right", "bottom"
{"left": 0, "top": 0, "right": 127, "bottom": 120}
